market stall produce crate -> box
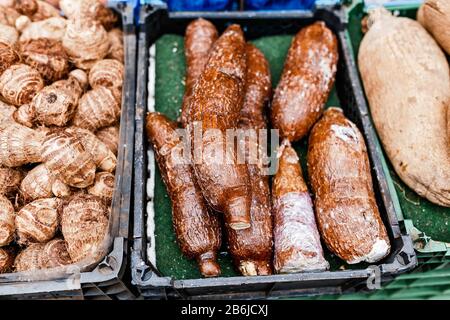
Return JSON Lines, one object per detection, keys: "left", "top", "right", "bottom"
{"left": 131, "top": 3, "right": 417, "bottom": 299}
{"left": 0, "top": 2, "right": 137, "bottom": 300}
{"left": 346, "top": 0, "right": 450, "bottom": 267}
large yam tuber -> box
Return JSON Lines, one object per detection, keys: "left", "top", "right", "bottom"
{"left": 62, "top": 18, "right": 110, "bottom": 70}
{"left": 14, "top": 243, "right": 44, "bottom": 272}
{"left": 62, "top": 194, "right": 110, "bottom": 263}
{"left": 0, "top": 23, "right": 18, "bottom": 46}
{"left": 89, "top": 59, "right": 124, "bottom": 90}
{"left": 271, "top": 22, "right": 338, "bottom": 142}
{"left": 18, "top": 17, "right": 67, "bottom": 42}
{"left": 19, "top": 39, "right": 69, "bottom": 83}
{"left": 60, "top": 0, "right": 117, "bottom": 30}
{"left": 0, "top": 43, "right": 20, "bottom": 76}
{"left": 95, "top": 125, "right": 119, "bottom": 155}
{"left": 146, "top": 113, "right": 222, "bottom": 277}
{"left": 40, "top": 239, "right": 72, "bottom": 269}
{"left": 41, "top": 131, "right": 96, "bottom": 188}
{"left": 189, "top": 25, "right": 251, "bottom": 230}
{"left": 273, "top": 141, "right": 329, "bottom": 273}
{"left": 0, "top": 122, "right": 44, "bottom": 167}
{"left": 87, "top": 172, "right": 115, "bottom": 202}
{"left": 0, "top": 167, "right": 23, "bottom": 196}
{"left": 72, "top": 86, "right": 121, "bottom": 131}
{"left": 106, "top": 28, "right": 124, "bottom": 63}
{"left": 180, "top": 18, "right": 218, "bottom": 127}
{"left": 16, "top": 198, "right": 61, "bottom": 244}
{"left": 226, "top": 44, "right": 273, "bottom": 276}
{"left": 66, "top": 126, "right": 117, "bottom": 172}
{"left": 419, "top": 0, "right": 450, "bottom": 55}
{"left": 20, "top": 164, "right": 71, "bottom": 201}
{"left": 0, "top": 195, "right": 15, "bottom": 247}
{"left": 308, "top": 108, "right": 391, "bottom": 264}
{"left": 359, "top": 8, "right": 450, "bottom": 207}
{"left": 0, "top": 247, "right": 14, "bottom": 273}
{"left": 0, "top": 64, "right": 44, "bottom": 106}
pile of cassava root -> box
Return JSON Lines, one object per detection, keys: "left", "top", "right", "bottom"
{"left": 0, "top": 0, "right": 124, "bottom": 274}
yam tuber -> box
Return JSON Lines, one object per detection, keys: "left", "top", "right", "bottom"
{"left": 271, "top": 22, "right": 338, "bottom": 142}
{"left": 72, "top": 86, "right": 121, "bottom": 131}
{"left": 0, "top": 195, "right": 15, "bottom": 247}
{"left": 16, "top": 197, "right": 61, "bottom": 245}
{"left": 60, "top": 0, "right": 117, "bottom": 30}
{"left": 41, "top": 131, "right": 96, "bottom": 188}
{"left": 18, "top": 16, "right": 67, "bottom": 42}
{"left": 19, "top": 39, "right": 69, "bottom": 83}
{"left": 20, "top": 164, "right": 71, "bottom": 201}
{"left": 89, "top": 59, "right": 124, "bottom": 90}
{"left": 0, "top": 247, "right": 14, "bottom": 273}
{"left": 62, "top": 18, "right": 110, "bottom": 70}
{"left": 0, "top": 43, "right": 20, "bottom": 76}
{"left": 106, "top": 28, "right": 124, "bottom": 63}
{"left": 146, "top": 112, "right": 222, "bottom": 277}
{"left": 359, "top": 8, "right": 450, "bottom": 207}
{"left": 188, "top": 24, "right": 251, "bottom": 230}
{"left": 95, "top": 125, "right": 119, "bottom": 155}
{"left": 0, "top": 64, "right": 44, "bottom": 106}
{"left": 62, "top": 194, "right": 110, "bottom": 263}
{"left": 87, "top": 172, "right": 115, "bottom": 202}
{"left": 16, "top": 0, "right": 60, "bottom": 22}
{"left": 308, "top": 108, "right": 391, "bottom": 264}
{"left": 0, "top": 167, "right": 23, "bottom": 196}
{"left": 40, "top": 239, "right": 72, "bottom": 269}
{"left": 65, "top": 126, "right": 117, "bottom": 172}
{"left": 0, "top": 23, "right": 18, "bottom": 46}
{"left": 419, "top": 0, "right": 450, "bottom": 55}
{"left": 14, "top": 243, "right": 44, "bottom": 272}
{"left": 0, "top": 122, "right": 45, "bottom": 167}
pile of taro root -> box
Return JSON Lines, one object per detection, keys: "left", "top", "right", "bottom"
{"left": 0, "top": 0, "right": 124, "bottom": 274}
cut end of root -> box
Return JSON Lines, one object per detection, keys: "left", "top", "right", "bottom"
{"left": 198, "top": 256, "right": 221, "bottom": 278}
{"left": 225, "top": 196, "right": 251, "bottom": 230}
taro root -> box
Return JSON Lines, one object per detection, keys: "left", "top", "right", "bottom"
{"left": 61, "top": 194, "right": 110, "bottom": 263}
{"left": 20, "top": 164, "right": 71, "bottom": 202}
{"left": 40, "top": 239, "right": 72, "bottom": 269}
{"left": 106, "top": 28, "right": 124, "bottom": 63}
{"left": 62, "top": 18, "right": 109, "bottom": 70}
{"left": 15, "top": 198, "right": 61, "bottom": 245}
{"left": 18, "top": 17, "right": 67, "bottom": 42}
{"left": 0, "top": 101, "right": 16, "bottom": 124}
{"left": 0, "top": 64, "right": 44, "bottom": 106}
{"left": 0, "top": 247, "right": 15, "bottom": 273}
{"left": 0, "top": 5, "right": 21, "bottom": 27}
{"left": 72, "top": 86, "right": 121, "bottom": 131}
{"left": 41, "top": 131, "right": 96, "bottom": 188}
{"left": 15, "top": 0, "right": 60, "bottom": 22}
{"left": 89, "top": 59, "right": 124, "bottom": 90}
{"left": 87, "top": 172, "right": 115, "bottom": 202}
{"left": 14, "top": 243, "right": 44, "bottom": 272}
{"left": 0, "top": 195, "right": 15, "bottom": 247}
{"left": 95, "top": 125, "right": 119, "bottom": 155}
{"left": 0, "top": 23, "right": 19, "bottom": 46}
{"left": 60, "top": 0, "right": 117, "bottom": 30}
{"left": 19, "top": 39, "right": 69, "bottom": 83}
{"left": 0, "top": 167, "right": 24, "bottom": 196}
{"left": 0, "top": 122, "right": 45, "bottom": 167}
{"left": 0, "top": 43, "right": 20, "bottom": 76}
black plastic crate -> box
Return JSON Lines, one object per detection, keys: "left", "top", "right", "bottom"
{"left": 131, "top": 4, "right": 417, "bottom": 299}
{"left": 0, "top": 2, "right": 137, "bottom": 300}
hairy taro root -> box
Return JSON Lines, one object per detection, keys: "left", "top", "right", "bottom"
{"left": 87, "top": 172, "right": 115, "bottom": 202}
{"left": 41, "top": 131, "right": 96, "bottom": 188}
{"left": 15, "top": 198, "right": 61, "bottom": 245}
{"left": 62, "top": 195, "right": 110, "bottom": 263}
{"left": 0, "top": 101, "right": 16, "bottom": 124}
{"left": 72, "top": 86, "right": 120, "bottom": 131}
{"left": 0, "top": 23, "right": 19, "bottom": 46}
{"left": 96, "top": 125, "right": 119, "bottom": 155}
{"left": 0, "top": 43, "right": 20, "bottom": 76}
{"left": 19, "top": 39, "right": 69, "bottom": 83}
{"left": 0, "top": 167, "right": 23, "bottom": 196}
{"left": 0, "top": 122, "right": 45, "bottom": 167}
{"left": 20, "top": 164, "right": 71, "bottom": 201}
{"left": 0, "top": 64, "right": 44, "bottom": 106}
{"left": 89, "top": 59, "right": 124, "bottom": 90}
{"left": 19, "top": 17, "right": 67, "bottom": 42}
{"left": 0, "top": 195, "right": 15, "bottom": 247}
{"left": 60, "top": 0, "right": 117, "bottom": 30}
{"left": 66, "top": 126, "right": 117, "bottom": 172}
{"left": 40, "top": 239, "right": 72, "bottom": 269}
{"left": 16, "top": 0, "right": 60, "bottom": 22}
{"left": 0, "top": 247, "right": 14, "bottom": 273}
{"left": 107, "top": 28, "right": 124, "bottom": 62}
{"left": 0, "top": 5, "right": 21, "bottom": 27}
{"left": 14, "top": 242, "right": 44, "bottom": 272}
{"left": 62, "top": 18, "right": 110, "bottom": 70}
